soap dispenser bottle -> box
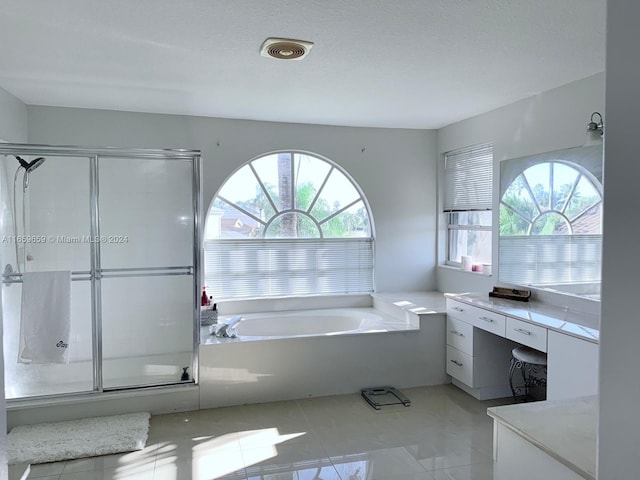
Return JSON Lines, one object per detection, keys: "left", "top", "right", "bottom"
{"left": 201, "top": 287, "right": 210, "bottom": 307}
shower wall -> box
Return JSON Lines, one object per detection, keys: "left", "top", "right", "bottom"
{"left": 1, "top": 148, "right": 199, "bottom": 399}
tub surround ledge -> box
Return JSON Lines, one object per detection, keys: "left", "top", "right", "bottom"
{"left": 202, "top": 292, "right": 447, "bottom": 344}
{"left": 371, "top": 291, "right": 446, "bottom": 319}
{"left": 201, "top": 307, "right": 420, "bottom": 344}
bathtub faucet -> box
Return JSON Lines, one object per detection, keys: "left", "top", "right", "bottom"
{"left": 211, "top": 316, "right": 243, "bottom": 338}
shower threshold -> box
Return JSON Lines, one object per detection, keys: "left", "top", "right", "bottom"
{"left": 361, "top": 386, "right": 411, "bottom": 410}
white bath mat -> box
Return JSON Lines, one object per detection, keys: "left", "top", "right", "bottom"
{"left": 7, "top": 412, "right": 150, "bottom": 465}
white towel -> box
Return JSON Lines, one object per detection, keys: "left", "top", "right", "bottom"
{"left": 18, "top": 271, "right": 71, "bottom": 364}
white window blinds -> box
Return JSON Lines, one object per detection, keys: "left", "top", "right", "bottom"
{"left": 204, "top": 238, "right": 374, "bottom": 300}
{"left": 499, "top": 235, "right": 602, "bottom": 287}
{"left": 444, "top": 143, "right": 493, "bottom": 211}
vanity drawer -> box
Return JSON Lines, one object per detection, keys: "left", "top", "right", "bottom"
{"left": 446, "top": 316, "right": 473, "bottom": 354}
{"left": 446, "top": 346, "right": 473, "bottom": 386}
{"left": 447, "top": 299, "right": 506, "bottom": 337}
{"left": 506, "top": 317, "right": 548, "bottom": 352}
{"left": 446, "top": 299, "right": 472, "bottom": 322}
{"left": 467, "top": 308, "right": 506, "bottom": 337}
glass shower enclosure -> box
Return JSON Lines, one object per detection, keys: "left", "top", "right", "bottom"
{"left": 0, "top": 144, "right": 201, "bottom": 399}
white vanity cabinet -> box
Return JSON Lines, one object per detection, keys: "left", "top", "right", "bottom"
{"left": 547, "top": 330, "right": 599, "bottom": 401}
{"left": 446, "top": 294, "right": 599, "bottom": 401}
{"left": 446, "top": 299, "right": 516, "bottom": 400}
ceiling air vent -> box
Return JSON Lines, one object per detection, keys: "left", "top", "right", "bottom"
{"left": 260, "top": 37, "right": 314, "bottom": 60}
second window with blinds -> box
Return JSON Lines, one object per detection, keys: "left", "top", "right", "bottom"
{"left": 443, "top": 143, "right": 494, "bottom": 268}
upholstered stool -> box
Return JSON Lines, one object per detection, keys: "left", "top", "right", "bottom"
{"left": 509, "top": 346, "right": 547, "bottom": 402}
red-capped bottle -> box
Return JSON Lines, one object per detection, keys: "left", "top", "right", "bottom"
{"left": 201, "top": 288, "right": 210, "bottom": 306}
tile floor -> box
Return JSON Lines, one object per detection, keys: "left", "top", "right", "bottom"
{"left": 16, "top": 385, "right": 513, "bottom": 480}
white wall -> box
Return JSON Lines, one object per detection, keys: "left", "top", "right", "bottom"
{"left": 598, "top": 2, "right": 640, "bottom": 477}
{"left": 26, "top": 106, "right": 439, "bottom": 293}
{"left": 0, "top": 85, "right": 27, "bottom": 480}
{"left": 0, "top": 87, "right": 27, "bottom": 144}
{"left": 435, "top": 73, "right": 605, "bottom": 308}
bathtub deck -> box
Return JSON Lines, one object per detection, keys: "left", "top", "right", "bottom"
{"left": 371, "top": 291, "right": 446, "bottom": 316}
{"left": 201, "top": 307, "right": 425, "bottom": 344}
{"left": 198, "top": 293, "right": 447, "bottom": 408}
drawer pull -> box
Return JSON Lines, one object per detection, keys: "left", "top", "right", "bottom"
{"left": 450, "top": 359, "right": 463, "bottom": 367}
{"left": 514, "top": 328, "right": 532, "bottom": 335}
{"left": 479, "top": 316, "right": 494, "bottom": 323}
{"left": 450, "top": 330, "right": 464, "bottom": 337}
{"left": 453, "top": 307, "right": 464, "bottom": 312}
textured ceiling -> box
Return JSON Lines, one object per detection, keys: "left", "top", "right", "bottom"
{"left": 0, "top": 0, "right": 606, "bottom": 129}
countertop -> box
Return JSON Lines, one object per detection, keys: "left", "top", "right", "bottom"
{"left": 445, "top": 292, "right": 599, "bottom": 343}
{"left": 488, "top": 397, "right": 597, "bottom": 480}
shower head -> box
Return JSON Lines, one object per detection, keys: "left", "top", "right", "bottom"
{"left": 28, "top": 157, "right": 45, "bottom": 172}
{"left": 15, "top": 156, "right": 46, "bottom": 172}
{"left": 15, "top": 156, "right": 46, "bottom": 191}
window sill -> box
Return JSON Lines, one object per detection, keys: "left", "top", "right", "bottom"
{"left": 438, "top": 264, "right": 492, "bottom": 277}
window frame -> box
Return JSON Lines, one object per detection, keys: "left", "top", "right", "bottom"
{"left": 204, "top": 150, "right": 375, "bottom": 300}
{"left": 443, "top": 143, "right": 494, "bottom": 268}
{"left": 446, "top": 213, "right": 492, "bottom": 266}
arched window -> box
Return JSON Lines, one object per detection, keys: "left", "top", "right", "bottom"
{"left": 499, "top": 159, "right": 602, "bottom": 288}
{"left": 204, "top": 151, "right": 374, "bottom": 299}
{"left": 500, "top": 161, "right": 602, "bottom": 236}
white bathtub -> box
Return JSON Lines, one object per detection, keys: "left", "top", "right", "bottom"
{"left": 202, "top": 307, "right": 416, "bottom": 343}
{"left": 236, "top": 308, "right": 394, "bottom": 338}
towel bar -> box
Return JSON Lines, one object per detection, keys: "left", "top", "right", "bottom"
{"left": 2, "top": 265, "right": 194, "bottom": 285}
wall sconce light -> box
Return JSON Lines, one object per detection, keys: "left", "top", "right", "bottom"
{"left": 586, "top": 112, "right": 604, "bottom": 145}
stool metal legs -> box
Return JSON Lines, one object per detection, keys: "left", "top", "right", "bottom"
{"left": 509, "top": 357, "right": 547, "bottom": 403}
{"left": 509, "top": 357, "right": 521, "bottom": 402}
